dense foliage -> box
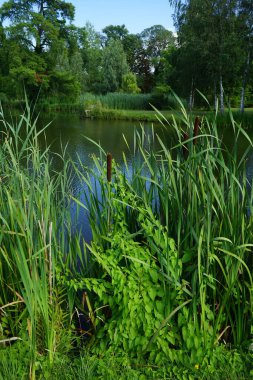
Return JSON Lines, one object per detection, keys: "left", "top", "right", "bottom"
{"left": 169, "top": 0, "right": 253, "bottom": 109}
{"left": 0, "top": 0, "right": 252, "bottom": 109}
{"left": 0, "top": 1, "right": 175, "bottom": 105}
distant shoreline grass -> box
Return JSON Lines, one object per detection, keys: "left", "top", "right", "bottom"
{"left": 78, "top": 106, "right": 253, "bottom": 125}
{"left": 2, "top": 95, "right": 253, "bottom": 125}
{"left": 80, "top": 107, "right": 176, "bottom": 122}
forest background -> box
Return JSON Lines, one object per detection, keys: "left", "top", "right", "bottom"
{"left": 0, "top": 0, "right": 252, "bottom": 113}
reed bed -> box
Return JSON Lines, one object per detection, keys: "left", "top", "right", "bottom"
{"left": 213, "top": 109, "right": 253, "bottom": 129}
{"left": 81, "top": 92, "right": 187, "bottom": 112}
{"left": 81, "top": 92, "right": 152, "bottom": 110}
{"left": 0, "top": 103, "right": 88, "bottom": 379}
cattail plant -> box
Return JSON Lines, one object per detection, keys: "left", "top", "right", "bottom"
{"left": 107, "top": 153, "right": 112, "bottom": 182}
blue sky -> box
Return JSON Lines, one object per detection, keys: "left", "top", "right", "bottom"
{"left": 71, "top": 0, "right": 175, "bottom": 33}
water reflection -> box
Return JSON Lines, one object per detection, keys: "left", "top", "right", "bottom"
{"left": 35, "top": 114, "right": 175, "bottom": 242}
{"left": 38, "top": 114, "right": 172, "bottom": 165}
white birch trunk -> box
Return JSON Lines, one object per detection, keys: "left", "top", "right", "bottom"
{"left": 214, "top": 81, "right": 217, "bottom": 110}
{"left": 240, "top": 51, "right": 251, "bottom": 113}
{"left": 220, "top": 74, "right": 224, "bottom": 114}
{"left": 189, "top": 78, "right": 194, "bottom": 111}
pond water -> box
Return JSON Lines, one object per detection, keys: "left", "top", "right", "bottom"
{"left": 38, "top": 112, "right": 253, "bottom": 172}
{"left": 35, "top": 113, "right": 176, "bottom": 241}
{"left": 37, "top": 113, "right": 173, "bottom": 164}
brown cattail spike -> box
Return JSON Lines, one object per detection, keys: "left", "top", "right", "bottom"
{"left": 193, "top": 117, "right": 200, "bottom": 145}
{"left": 107, "top": 153, "right": 112, "bottom": 182}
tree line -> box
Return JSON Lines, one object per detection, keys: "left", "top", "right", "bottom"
{"left": 0, "top": 0, "right": 252, "bottom": 110}
{"left": 0, "top": 0, "right": 175, "bottom": 105}
{"left": 169, "top": 0, "right": 253, "bottom": 111}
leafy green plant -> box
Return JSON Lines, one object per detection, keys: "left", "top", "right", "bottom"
{"left": 85, "top": 205, "right": 186, "bottom": 358}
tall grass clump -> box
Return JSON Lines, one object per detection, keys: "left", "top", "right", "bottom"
{"left": 81, "top": 92, "right": 152, "bottom": 110}
{"left": 210, "top": 109, "right": 253, "bottom": 130}
{"left": 81, "top": 92, "right": 188, "bottom": 111}
{"left": 73, "top": 98, "right": 253, "bottom": 377}
{"left": 0, "top": 103, "right": 88, "bottom": 379}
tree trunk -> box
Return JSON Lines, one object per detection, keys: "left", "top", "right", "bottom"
{"left": 192, "top": 89, "right": 195, "bottom": 109}
{"left": 220, "top": 74, "right": 224, "bottom": 114}
{"left": 189, "top": 78, "right": 194, "bottom": 111}
{"left": 39, "top": 0, "right": 45, "bottom": 15}
{"left": 214, "top": 81, "right": 217, "bottom": 110}
{"left": 34, "top": 0, "right": 45, "bottom": 53}
{"left": 240, "top": 50, "right": 251, "bottom": 113}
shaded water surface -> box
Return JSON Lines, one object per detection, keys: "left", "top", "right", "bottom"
{"left": 35, "top": 114, "right": 175, "bottom": 241}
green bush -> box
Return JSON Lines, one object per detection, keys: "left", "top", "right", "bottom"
{"left": 121, "top": 73, "right": 141, "bottom": 94}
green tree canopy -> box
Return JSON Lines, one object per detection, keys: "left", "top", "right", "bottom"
{"left": 122, "top": 72, "right": 140, "bottom": 93}
{"left": 101, "top": 39, "right": 129, "bottom": 93}
{"left": 102, "top": 24, "right": 129, "bottom": 45}
{"left": 0, "top": 0, "right": 79, "bottom": 99}
{"left": 134, "top": 25, "right": 175, "bottom": 93}
{"left": 0, "top": 0, "right": 75, "bottom": 53}
{"left": 170, "top": 0, "right": 243, "bottom": 109}
{"left": 139, "top": 25, "right": 175, "bottom": 59}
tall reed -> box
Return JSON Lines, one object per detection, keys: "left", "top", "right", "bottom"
{"left": 0, "top": 102, "right": 88, "bottom": 379}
